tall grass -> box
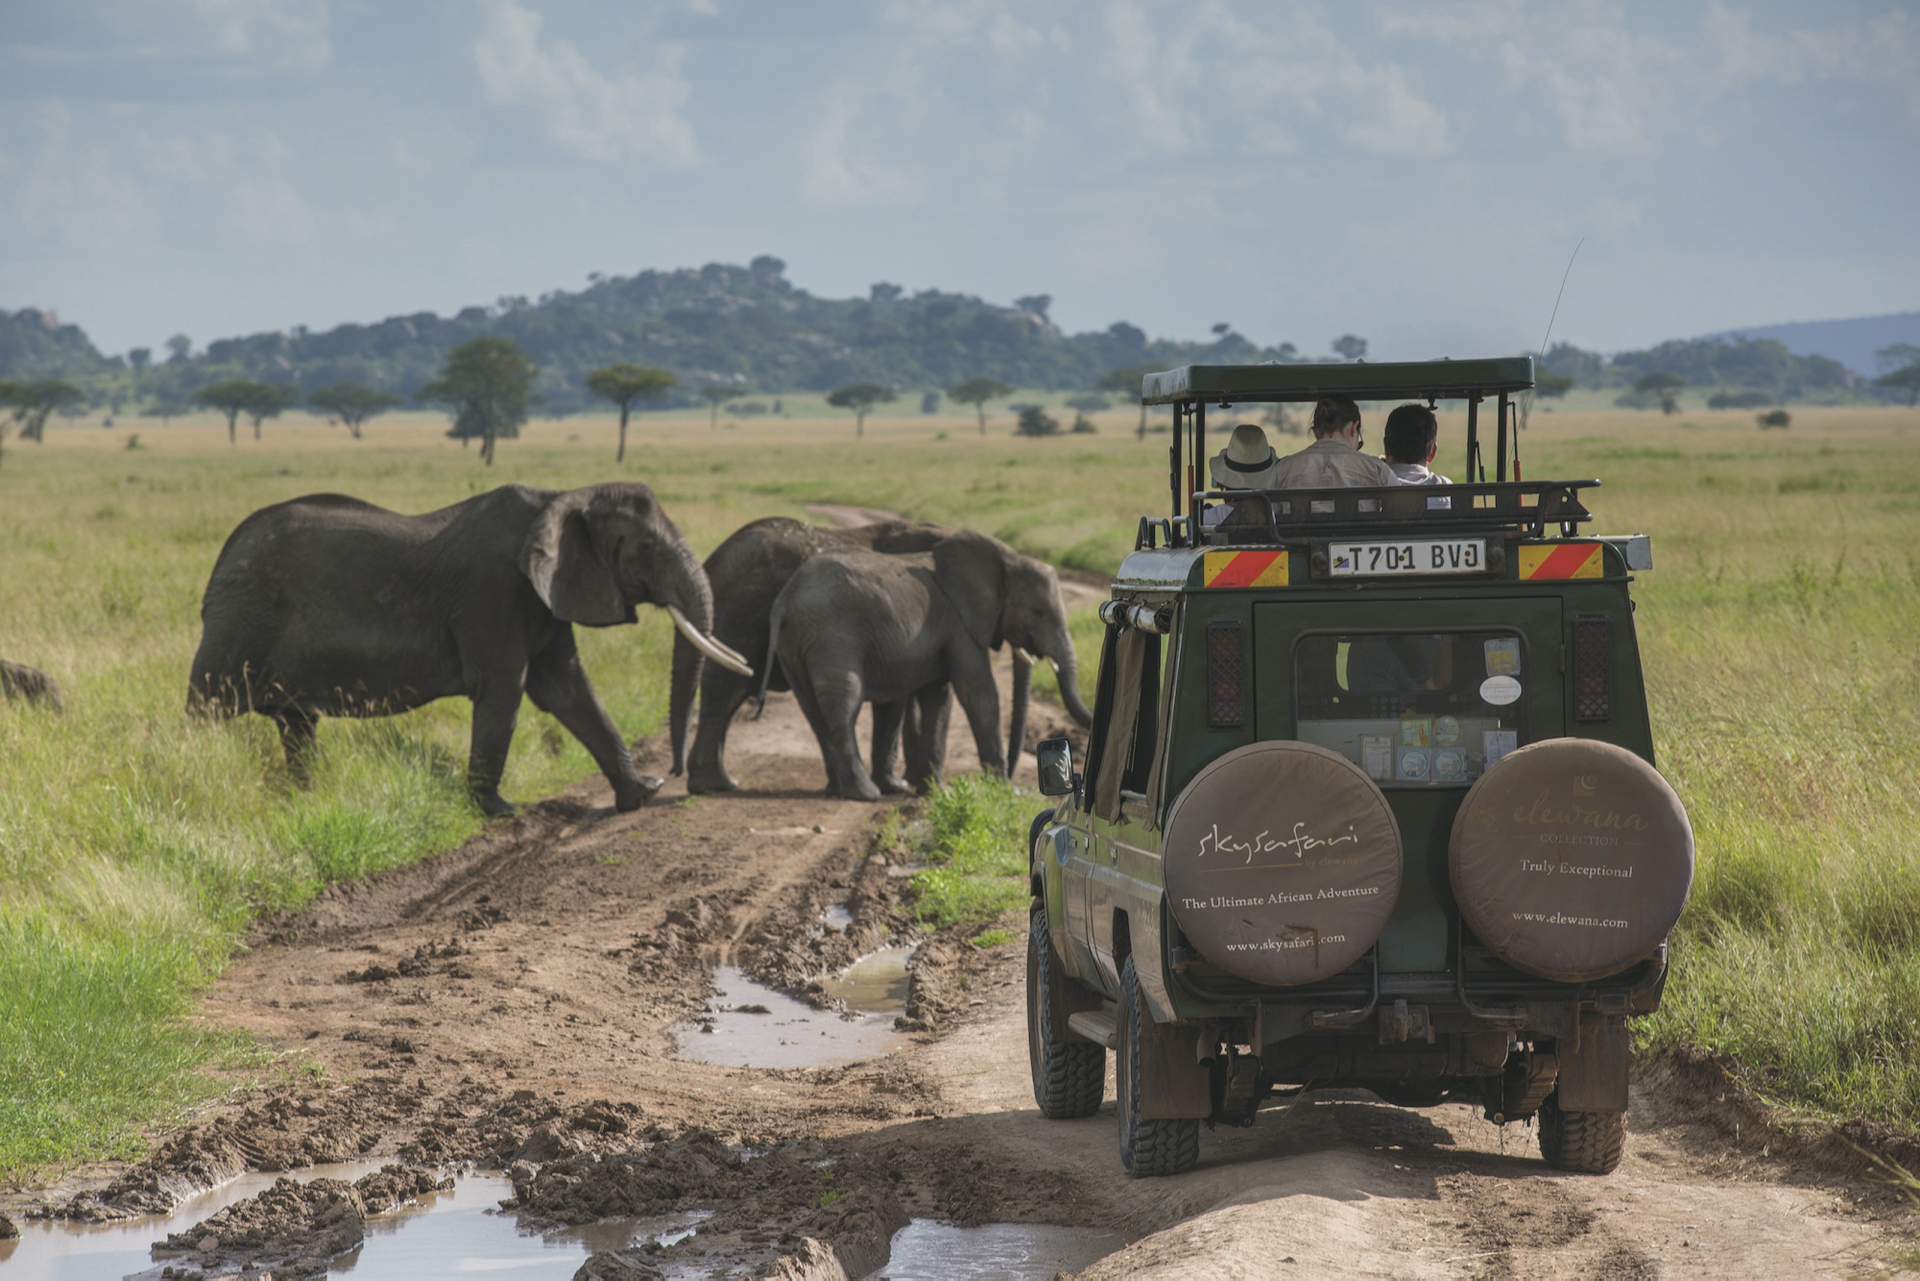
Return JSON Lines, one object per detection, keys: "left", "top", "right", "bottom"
{"left": 1, "top": 403, "right": 1917, "bottom": 1173}
{"left": 910, "top": 774, "right": 1039, "bottom": 929}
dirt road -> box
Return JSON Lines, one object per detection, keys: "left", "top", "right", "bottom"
{"left": 11, "top": 637, "right": 1919, "bottom": 1276}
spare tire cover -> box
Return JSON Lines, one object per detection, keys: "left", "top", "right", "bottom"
{"left": 1164, "top": 741, "right": 1402, "bottom": 987}
{"left": 1449, "top": 738, "right": 1692, "bottom": 983}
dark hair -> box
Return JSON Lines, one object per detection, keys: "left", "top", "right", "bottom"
{"left": 1311, "top": 396, "right": 1361, "bottom": 437}
{"left": 1382, "top": 403, "right": 1438, "bottom": 464}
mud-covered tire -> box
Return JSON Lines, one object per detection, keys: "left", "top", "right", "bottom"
{"left": 1027, "top": 909, "right": 1105, "bottom": 1119}
{"left": 1537, "top": 1093, "right": 1625, "bottom": 1174}
{"left": 1116, "top": 955, "right": 1200, "bottom": 1177}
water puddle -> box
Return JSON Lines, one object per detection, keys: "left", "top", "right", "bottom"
{"left": 864, "top": 1218, "right": 1127, "bottom": 1280}
{"left": 0, "top": 1165, "right": 705, "bottom": 1281}
{"left": 673, "top": 965, "right": 905, "bottom": 1069}
{"left": 818, "top": 945, "right": 913, "bottom": 1013}
{"left": 823, "top": 902, "right": 855, "bottom": 933}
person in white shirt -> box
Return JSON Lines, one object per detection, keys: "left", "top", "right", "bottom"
{"left": 1381, "top": 403, "right": 1453, "bottom": 485}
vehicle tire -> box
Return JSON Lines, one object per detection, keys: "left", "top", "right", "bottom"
{"left": 1537, "top": 1092, "right": 1625, "bottom": 1174}
{"left": 1116, "top": 955, "right": 1200, "bottom": 1177}
{"left": 1028, "top": 908, "right": 1105, "bottom": 1120}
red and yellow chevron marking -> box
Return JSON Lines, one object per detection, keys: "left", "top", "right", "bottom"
{"left": 1518, "top": 543, "right": 1604, "bottom": 580}
{"left": 1202, "top": 549, "right": 1290, "bottom": 588}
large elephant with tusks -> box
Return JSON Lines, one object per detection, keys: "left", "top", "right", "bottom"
{"left": 188, "top": 482, "right": 750, "bottom": 816}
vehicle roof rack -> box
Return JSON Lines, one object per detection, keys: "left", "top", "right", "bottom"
{"left": 1186, "top": 479, "right": 1600, "bottom": 545}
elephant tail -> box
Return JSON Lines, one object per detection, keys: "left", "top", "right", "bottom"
{"left": 754, "top": 602, "right": 783, "bottom": 720}
{"left": 667, "top": 631, "right": 702, "bottom": 775}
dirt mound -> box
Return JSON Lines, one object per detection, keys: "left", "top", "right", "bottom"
{"left": 153, "top": 1174, "right": 366, "bottom": 1281}
{"left": 1637, "top": 1045, "right": 1920, "bottom": 1180}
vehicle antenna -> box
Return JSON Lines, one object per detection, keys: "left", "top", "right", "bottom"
{"left": 1515, "top": 237, "right": 1584, "bottom": 482}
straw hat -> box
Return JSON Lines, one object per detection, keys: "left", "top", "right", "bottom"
{"left": 1209, "top": 423, "right": 1278, "bottom": 489}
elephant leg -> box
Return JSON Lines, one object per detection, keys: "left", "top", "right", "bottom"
{"left": 805, "top": 663, "right": 880, "bottom": 801}
{"left": 905, "top": 682, "right": 952, "bottom": 794}
{"left": 870, "top": 701, "right": 911, "bottom": 795}
{"left": 687, "top": 669, "right": 752, "bottom": 795}
{"left": 274, "top": 706, "right": 318, "bottom": 787}
{"left": 466, "top": 677, "right": 525, "bottom": 819}
{"left": 949, "top": 647, "right": 1008, "bottom": 779}
{"left": 526, "top": 639, "right": 661, "bottom": 812}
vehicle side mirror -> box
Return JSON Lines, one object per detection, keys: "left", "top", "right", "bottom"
{"left": 1036, "top": 736, "right": 1075, "bottom": 797}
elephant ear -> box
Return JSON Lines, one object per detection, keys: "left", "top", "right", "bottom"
{"left": 519, "top": 491, "right": 632, "bottom": 626}
{"left": 931, "top": 531, "right": 1009, "bottom": 650}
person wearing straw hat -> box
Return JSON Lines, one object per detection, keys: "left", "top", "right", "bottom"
{"left": 1208, "top": 422, "right": 1282, "bottom": 491}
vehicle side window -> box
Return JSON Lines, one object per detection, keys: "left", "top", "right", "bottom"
{"left": 1091, "top": 627, "right": 1161, "bottom": 821}
{"left": 1077, "top": 623, "right": 1123, "bottom": 815}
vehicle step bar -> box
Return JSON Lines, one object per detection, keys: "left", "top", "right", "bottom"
{"left": 1067, "top": 1008, "right": 1118, "bottom": 1049}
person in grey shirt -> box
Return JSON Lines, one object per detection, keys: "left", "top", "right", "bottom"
{"left": 1381, "top": 403, "right": 1453, "bottom": 484}
{"left": 1270, "top": 396, "right": 1401, "bottom": 488}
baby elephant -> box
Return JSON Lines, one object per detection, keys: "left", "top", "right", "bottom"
{"left": 762, "top": 530, "right": 1091, "bottom": 800}
{"left": 188, "top": 482, "right": 750, "bottom": 817}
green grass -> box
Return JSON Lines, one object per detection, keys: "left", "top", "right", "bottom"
{"left": 3, "top": 401, "right": 1920, "bottom": 1173}
{"left": 908, "top": 774, "right": 1041, "bottom": 930}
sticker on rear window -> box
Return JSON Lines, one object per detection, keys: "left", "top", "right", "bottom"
{"left": 1484, "top": 637, "right": 1520, "bottom": 677}
{"left": 1480, "top": 675, "right": 1522, "bottom": 706}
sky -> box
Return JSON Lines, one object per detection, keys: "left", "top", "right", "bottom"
{"left": 1, "top": 0, "right": 1915, "bottom": 362}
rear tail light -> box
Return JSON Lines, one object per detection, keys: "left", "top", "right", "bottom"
{"left": 1207, "top": 620, "right": 1245, "bottom": 728}
{"left": 1571, "top": 615, "right": 1612, "bottom": 722}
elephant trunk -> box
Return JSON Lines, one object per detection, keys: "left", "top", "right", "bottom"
{"left": 651, "top": 544, "right": 745, "bottom": 774}
{"left": 1054, "top": 645, "right": 1093, "bottom": 728}
{"left": 1007, "top": 649, "right": 1032, "bottom": 780}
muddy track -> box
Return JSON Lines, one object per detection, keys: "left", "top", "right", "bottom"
{"left": 8, "top": 664, "right": 1920, "bottom": 1275}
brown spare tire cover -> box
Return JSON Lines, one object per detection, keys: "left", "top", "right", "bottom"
{"left": 1449, "top": 738, "right": 1692, "bottom": 983}
{"left": 1164, "top": 741, "right": 1402, "bottom": 987}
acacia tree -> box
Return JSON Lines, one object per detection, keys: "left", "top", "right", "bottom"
{"left": 420, "top": 336, "right": 538, "bottom": 466}
{"left": 242, "top": 383, "right": 299, "bottom": 440}
{"left": 6, "top": 379, "right": 84, "bottom": 444}
{"left": 197, "top": 379, "right": 260, "bottom": 444}
{"left": 826, "top": 382, "right": 895, "bottom": 437}
{"left": 585, "top": 362, "right": 675, "bottom": 462}
{"left": 1878, "top": 364, "right": 1920, "bottom": 407}
{"left": 1098, "top": 364, "right": 1156, "bottom": 438}
{"left": 308, "top": 383, "right": 403, "bottom": 439}
{"left": 700, "top": 383, "right": 743, "bottom": 429}
{"left": 1634, "top": 372, "right": 1685, "bottom": 415}
{"left": 946, "top": 376, "right": 1012, "bottom": 436}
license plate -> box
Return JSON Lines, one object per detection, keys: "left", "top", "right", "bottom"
{"left": 1329, "top": 539, "right": 1486, "bottom": 577}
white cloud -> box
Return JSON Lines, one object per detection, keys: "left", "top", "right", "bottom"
{"left": 800, "top": 85, "right": 928, "bottom": 209}
{"left": 472, "top": 0, "right": 698, "bottom": 166}
{"left": 6, "top": 0, "right": 333, "bottom": 75}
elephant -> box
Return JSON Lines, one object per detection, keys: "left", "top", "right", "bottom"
{"left": 758, "top": 529, "right": 1093, "bottom": 801}
{"left": 669, "top": 516, "right": 954, "bottom": 796}
{"left": 188, "top": 482, "right": 751, "bottom": 817}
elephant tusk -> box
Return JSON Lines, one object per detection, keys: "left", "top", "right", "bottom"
{"left": 1012, "top": 646, "right": 1036, "bottom": 666}
{"left": 667, "top": 605, "right": 754, "bottom": 678}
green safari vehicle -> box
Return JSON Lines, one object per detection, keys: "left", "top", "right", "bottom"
{"left": 1026, "top": 357, "right": 1694, "bottom": 1177}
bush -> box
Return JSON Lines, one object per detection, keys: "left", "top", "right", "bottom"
{"left": 1014, "top": 405, "right": 1061, "bottom": 437}
{"left": 1757, "top": 409, "right": 1792, "bottom": 429}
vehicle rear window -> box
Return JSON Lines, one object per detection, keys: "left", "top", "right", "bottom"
{"left": 1292, "top": 630, "right": 1527, "bottom": 787}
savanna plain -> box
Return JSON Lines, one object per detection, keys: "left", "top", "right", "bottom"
{"left": 3, "top": 399, "right": 1920, "bottom": 1272}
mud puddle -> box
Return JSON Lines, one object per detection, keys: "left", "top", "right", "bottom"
{"left": 1, "top": 1163, "right": 704, "bottom": 1281}
{"left": 864, "top": 1218, "right": 1127, "bottom": 1280}
{"left": 674, "top": 957, "right": 909, "bottom": 1070}
{"left": 818, "top": 945, "right": 914, "bottom": 1012}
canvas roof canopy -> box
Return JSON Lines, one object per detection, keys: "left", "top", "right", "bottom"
{"left": 1141, "top": 357, "right": 1535, "bottom": 405}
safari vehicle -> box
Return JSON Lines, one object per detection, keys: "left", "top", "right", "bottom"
{"left": 1026, "top": 357, "right": 1693, "bottom": 1178}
